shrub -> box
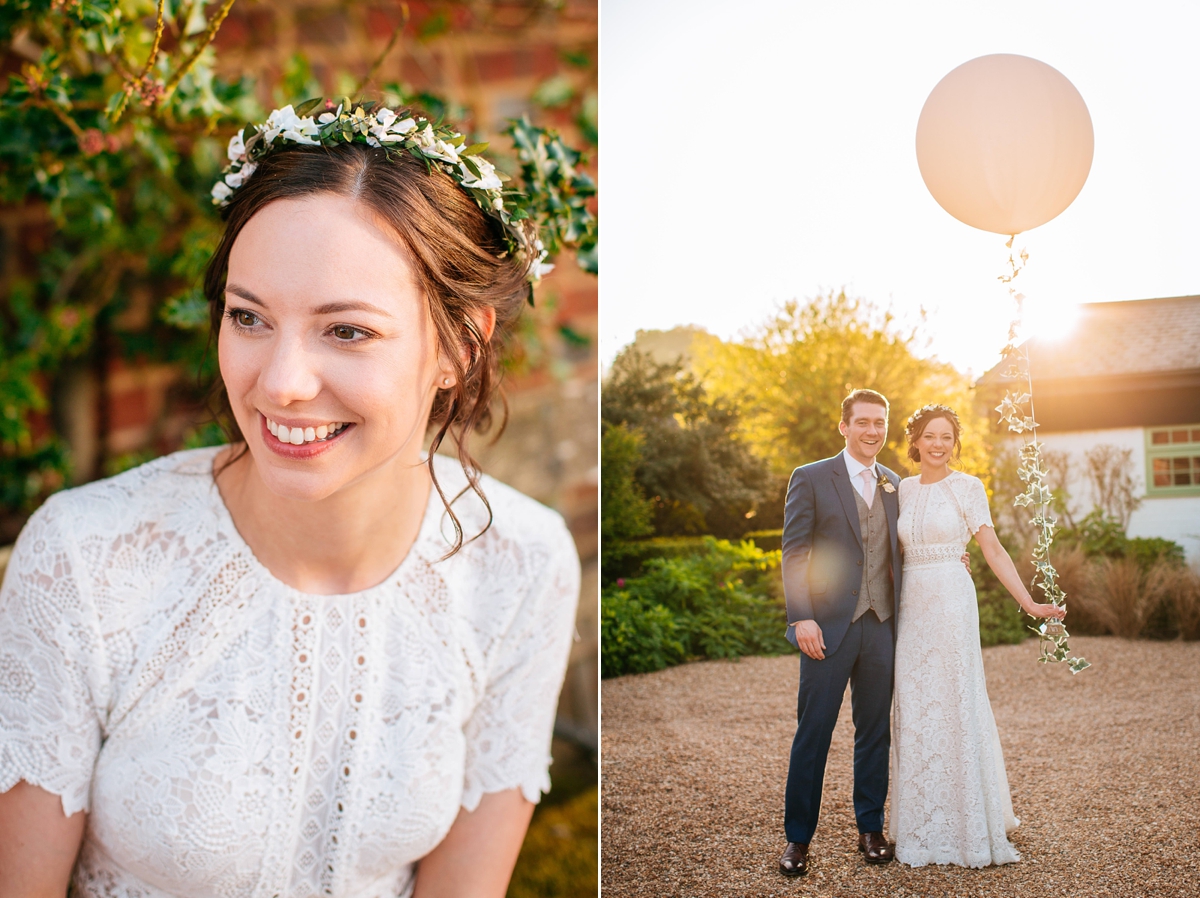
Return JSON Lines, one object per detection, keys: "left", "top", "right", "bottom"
{"left": 744, "top": 529, "right": 784, "bottom": 552}
{"left": 600, "top": 424, "right": 654, "bottom": 579}
{"left": 600, "top": 591, "right": 685, "bottom": 677}
{"left": 967, "top": 540, "right": 1030, "bottom": 647}
{"left": 601, "top": 537, "right": 790, "bottom": 677}
{"left": 1077, "top": 556, "right": 1175, "bottom": 638}
{"left": 601, "top": 535, "right": 711, "bottom": 585}
{"left": 1168, "top": 565, "right": 1200, "bottom": 641}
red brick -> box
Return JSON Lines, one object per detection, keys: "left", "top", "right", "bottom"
{"left": 365, "top": 6, "right": 403, "bottom": 39}
{"left": 213, "top": 9, "right": 251, "bottom": 50}
{"left": 556, "top": 286, "right": 598, "bottom": 321}
{"left": 108, "top": 388, "right": 149, "bottom": 432}
{"left": 531, "top": 43, "right": 559, "bottom": 78}
{"left": 295, "top": 6, "right": 349, "bottom": 45}
{"left": 474, "top": 49, "right": 517, "bottom": 81}
{"left": 246, "top": 8, "right": 278, "bottom": 48}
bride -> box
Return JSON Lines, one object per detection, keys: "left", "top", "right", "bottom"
{"left": 0, "top": 100, "right": 580, "bottom": 897}
{"left": 889, "top": 404, "right": 1064, "bottom": 867}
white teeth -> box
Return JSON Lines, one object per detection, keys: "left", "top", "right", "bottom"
{"left": 265, "top": 417, "right": 348, "bottom": 445}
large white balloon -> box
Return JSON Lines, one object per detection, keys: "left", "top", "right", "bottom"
{"left": 916, "top": 54, "right": 1094, "bottom": 235}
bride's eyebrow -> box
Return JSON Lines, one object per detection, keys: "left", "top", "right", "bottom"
{"left": 225, "top": 284, "right": 395, "bottom": 319}
{"left": 312, "top": 300, "right": 396, "bottom": 318}
{"left": 225, "top": 283, "right": 266, "bottom": 307}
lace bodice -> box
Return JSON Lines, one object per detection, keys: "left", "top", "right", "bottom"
{"left": 0, "top": 447, "right": 580, "bottom": 898}
{"left": 897, "top": 470, "right": 993, "bottom": 567}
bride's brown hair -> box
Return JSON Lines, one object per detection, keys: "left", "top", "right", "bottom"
{"left": 904, "top": 404, "right": 962, "bottom": 464}
{"left": 203, "top": 136, "right": 531, "bottom": 557}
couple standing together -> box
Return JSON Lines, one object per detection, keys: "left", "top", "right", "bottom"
{"left": 778, "top": 389, "right": 1065, "bottom": 875}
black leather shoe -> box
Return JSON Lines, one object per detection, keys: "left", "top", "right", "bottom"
{"left": 858, "top": 831, "right": 894, "bottom": 864}
{"left": 779, "top": 841, "right": 809, "bottom": 876}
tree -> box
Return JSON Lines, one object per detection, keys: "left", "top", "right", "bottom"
{"left": 1084, "top": 444, "right": 1142, "bottom": 529}
{"left": 601, "top": 348, "right": 772, "bottom": 538}
{"left": 698, "top": 291, "right": 991, "bottom": 483}
{"left": 600, "top": 423, "right": 653, "bottom": 569}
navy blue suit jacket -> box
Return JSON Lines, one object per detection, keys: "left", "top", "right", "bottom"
{"left": 781, "top": 453, "right": 903, "bottom": 655}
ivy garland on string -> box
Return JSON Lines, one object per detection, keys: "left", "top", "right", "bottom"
{"left": 994, "top": 240, "right": 1089, "bottom": 673}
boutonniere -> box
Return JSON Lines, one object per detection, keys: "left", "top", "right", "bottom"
{"left": 877, "top": 473, "right": 896, "bottom": 494}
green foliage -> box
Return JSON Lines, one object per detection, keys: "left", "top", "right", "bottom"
{"left": 600, "top": 590, "right": 685, "bottom": 677}
{"left": 966, "top": 540, "right": 1031, "bottom": 647}
{"left": 0, "top": 0, "right": 260, "bottom": 511}
{"left": 601, "top": 348, "right": 772, "bottom": 539}
{"left": 507, "top": 787, "right": 597, "bottom": 898}
{"left": 601, "top": 537, "right": 790, "bottom": 678}
{"left": 505, "top": 115, "right": 598, "bottom": 275}
{"left": 600, "top": 424, "right": 654, "bottom": 575}
{"left": 1061, "top": 510, "right": 1185, "bottom": 569}
{"left": 744, "top": 529, "right": 783, "bottom": 552}
{"left": 698, "top": 291, "right": 991, "bottom": 483}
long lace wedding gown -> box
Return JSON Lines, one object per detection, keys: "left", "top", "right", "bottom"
{"left": 0, "top": 447, "right": 580, "bottom": 897}
{"left": 888, "top": 470, "right": 1020, "bottom": 867}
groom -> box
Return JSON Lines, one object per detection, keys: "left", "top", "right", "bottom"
{"left": 778, "top": 389, "right": 901, "bottom": 876}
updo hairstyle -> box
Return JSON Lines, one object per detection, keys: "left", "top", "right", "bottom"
{"left": 904, "top": 404, "right": 962, "bottom": 464}
{"left": 203, "top": 124, "right": 532, "bottom": 555}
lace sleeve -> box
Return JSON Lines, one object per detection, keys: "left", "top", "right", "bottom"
{"left": 0, "top": 496, "right": 105, "bottom": 816}
{"left": 960, "top": 474, "right": 995, "bottom": 535}
{"left": 460, "top": 521, "right": 580, "bottom": 810}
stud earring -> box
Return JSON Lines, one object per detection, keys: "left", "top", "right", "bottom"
{"left": 442, "top": 377, "right": 452, "bottom": 387}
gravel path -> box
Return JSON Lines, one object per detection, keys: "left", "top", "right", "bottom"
{"left": 601, "top": 637, "right": 1200, "bottom": 897}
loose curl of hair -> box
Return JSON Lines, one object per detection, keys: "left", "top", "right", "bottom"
{"left": 202, "top": 133, "right": 531, "bottom": 557}
{"left": 904, "top": 404, "right": 962, "bottom": 464}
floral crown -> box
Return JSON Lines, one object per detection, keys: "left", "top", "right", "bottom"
{"left": 210, "top": 97, "right": 551, "bottom": 285}
{"left": 904, "top": 403, "right": 961, "bottom": 438}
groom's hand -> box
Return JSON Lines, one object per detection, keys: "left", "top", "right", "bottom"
{"left": 792, "top": 620, "right": 826, "bottom": 660}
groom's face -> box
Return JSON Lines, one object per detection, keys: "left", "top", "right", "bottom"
{"left": 839, "top": 401, "right": 888, "bottom": 465}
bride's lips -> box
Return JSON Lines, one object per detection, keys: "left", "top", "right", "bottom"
{"left": 259, "top": 413, "right": 354, "bottom": 459}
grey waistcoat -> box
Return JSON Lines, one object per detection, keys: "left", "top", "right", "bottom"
{"left": 850, "top": 484, "right": 893, "bottom": 622}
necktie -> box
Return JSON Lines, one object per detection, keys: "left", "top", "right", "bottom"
{"left": 860, "top": 469, "right": 875, "bottom": 509}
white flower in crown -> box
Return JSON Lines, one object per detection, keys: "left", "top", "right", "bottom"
{"left": 459, "top": 156, "right": 503, "bottom": 190}
{"left": 223, "top": 162, "right": 257, "bottom": 189}
{"left": 369, "top": 108, "right": 417, "bottom": 145}
{"left": 414, "top": 125, "right": 461, "bottom": 163}
{"left": 530, "top": 238, "right": 555, "bottom": 280}
{"left": 227, "top": 131, "right": 246, "bottom": 162}
{"left": 317, "top": 103, "right": 342, "bottom": 125}
{"left": 264, "top": 105, "right": 320, "bottom": 145}
{"left": 211, "top": 180, "right": 233, "bottom": 203}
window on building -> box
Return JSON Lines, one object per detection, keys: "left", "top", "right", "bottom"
{"left": 1146, "top": 425, "right": 1200, "bottom": 495}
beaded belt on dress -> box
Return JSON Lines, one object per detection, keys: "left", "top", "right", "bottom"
{"left": 902, "top": 543, "right": 966, "bottom": 569}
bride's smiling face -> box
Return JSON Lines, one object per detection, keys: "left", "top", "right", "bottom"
{"left": 916, "top": 417, "right": 957, "bottom": 471}
{"left": 218, "top": 192, "right": 454, "bottom": 502}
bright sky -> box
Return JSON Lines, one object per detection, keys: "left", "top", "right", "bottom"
{"left": 600, "top": 0, "right": 1200, "bottom": 378}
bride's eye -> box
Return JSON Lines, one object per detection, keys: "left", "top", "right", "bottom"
{"left": 226, "top": 308, "right": 261, "bottom": 330}
{"left": 330, "top": 324, "right": 373, "bottom": 342}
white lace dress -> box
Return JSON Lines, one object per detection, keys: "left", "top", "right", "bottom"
{"left": 0, "top": 446, "right": 580, "bottom": 898}
{"left": 888, "top": 470, "right": 1020, "bottom": 867}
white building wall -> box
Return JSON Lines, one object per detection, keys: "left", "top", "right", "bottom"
{"left": 1021, "top": 427, "right": 1200, "bottom": 562}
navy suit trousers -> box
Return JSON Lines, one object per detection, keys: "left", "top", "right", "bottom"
{"left": 784, "top": 610, "right": 894, "bottom": 843}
